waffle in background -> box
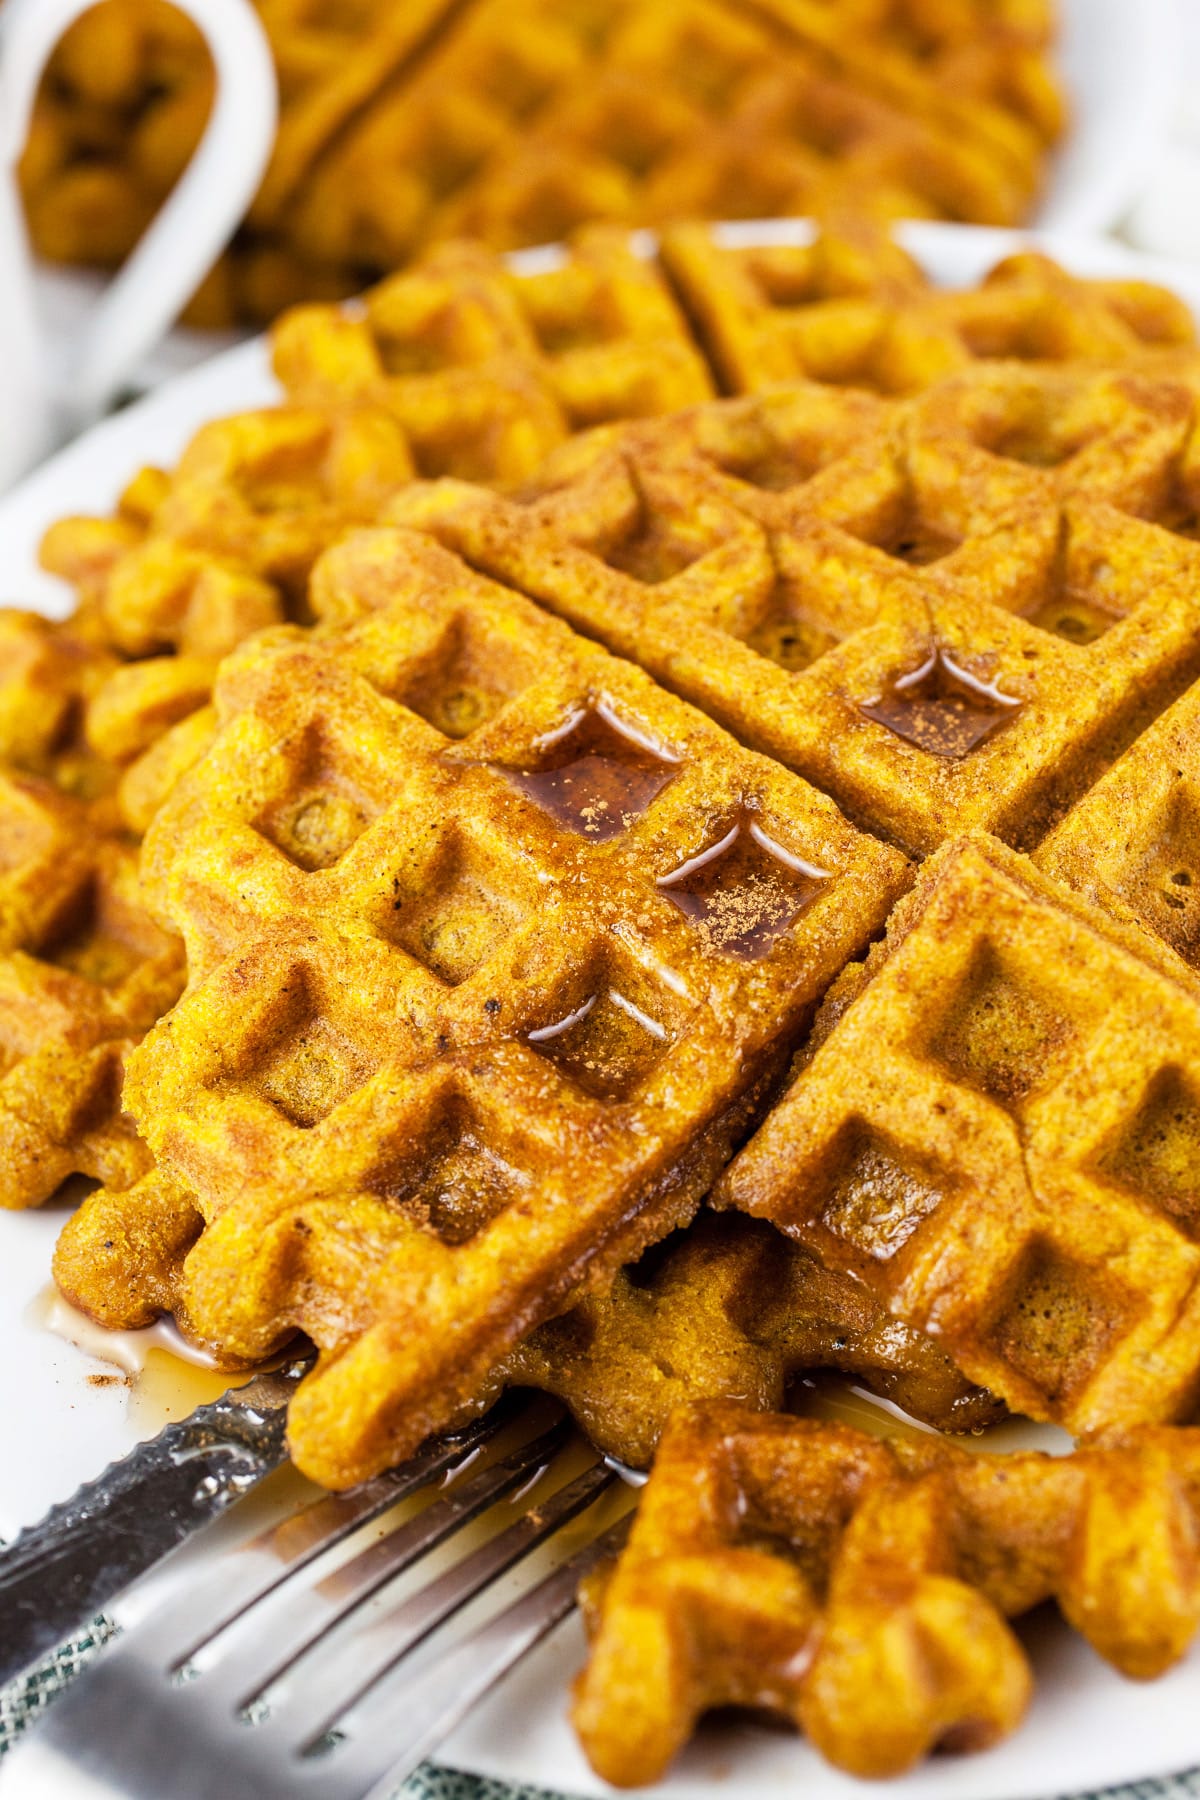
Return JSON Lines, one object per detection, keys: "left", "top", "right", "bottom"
{"left": 574, "top": 1403, "right": 1200, "bottom": 1784}
{"left": 19, "top": 0, "right": 1065, "bottom": 328}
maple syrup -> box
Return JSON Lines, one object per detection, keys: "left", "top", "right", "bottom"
{"left": 504, "top": 700, "right": 678, "bottom": 841}
{"left": 657, "top": 812, "right": 829, "bottom": 958}
{"left": 528, "top": 984, "right": 670, "bottom": 1101}
{"left": 860, "top": 648, "right": 1021, "bottom": 760}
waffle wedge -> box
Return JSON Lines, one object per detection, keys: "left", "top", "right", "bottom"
{"left": 21, "top": 0, "right": 1064, "bottom": 327}
{"left": 1036, "top": 680, "right": 1200, "bottom": 978}
{"left": 99, "top": 528, "right": 907, "bottom": 1485}
{"left": 716, "top": 833, "right": 1200, "bottom": 1434}
{"left": 574, "top": 1403, "right": 1200, "bottom": 1785}
{"left": 0, "top": 771, "right": 183, "bottom": 1210}
{"left": 662, "top": 232, "right": 1198, "bottom": 394}
{"left": 388, "top": 363, "right": 1200, "bottom": 856}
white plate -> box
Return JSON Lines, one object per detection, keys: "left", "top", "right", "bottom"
{"left": 5, "top": 221, "right": 1200, "bottom": 1800}
{"left": 27, "top": 0, "right": 1182, "bottom": 396}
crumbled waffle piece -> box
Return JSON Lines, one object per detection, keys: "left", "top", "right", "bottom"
{"left": 387, "top": 365, "right": 1200, "bottom": 855}
{"left": 113, "top": 528, "right": 907, "bottom": 1485}
{"left": 0, "top": 772, "right": 183, "bottom": 1209}
{"left": 573, "top": 1403, "right": 1200, "bottom": 1784}
{"left": 1037, "top": 680, "right": 1200, "bottom": 979}
{"left": 0, "top": 611, "right": 119, "bottom": 786}
{"left": 715, "top": 833, "right": 1200, "bottom": 1434}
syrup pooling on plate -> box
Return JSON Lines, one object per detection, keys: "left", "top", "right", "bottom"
{"left": 503, "top": 698, "right": 679, "bottom": 841}
{"left": 860, "top": 647, "right": 1022, "bottom": 759}
{"left": 657, "top": 811, "right": 830, "bottom": 958}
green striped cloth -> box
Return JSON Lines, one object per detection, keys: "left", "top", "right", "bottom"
{"left": 4, "top": 1622, "right": 1200, "bottom": 1800}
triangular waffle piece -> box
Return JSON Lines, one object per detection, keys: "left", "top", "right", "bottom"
{"left": 573, "top": 1403, "right": 1200, "bottom": 1784}
{"left": 0, "top": 771, "right": 183, "bottom": 1209}
{"left": 1037, "top": 681, "right": 1200, "bottom": 979}
{"left": 114, "top": 528, "right": 907, "bottom": 1485}
{"left": 715, "top": 833, "right": 1200, "bottom": 1433}
{"left": 387, "top": 365, "right": 1200, "bottom": 855}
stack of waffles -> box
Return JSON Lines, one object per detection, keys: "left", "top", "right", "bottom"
{"left": 9, "top": 222, "right": 1200, "bottom": 1778}
{"left": 21, "top": 0, "right": 1065, "bottom": 325}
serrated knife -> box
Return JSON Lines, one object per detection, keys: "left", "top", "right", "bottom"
{"left": 0, "top": 1361, "right": 309, "bottom": 1689}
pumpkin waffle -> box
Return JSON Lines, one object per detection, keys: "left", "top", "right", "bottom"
{"left": 1037, "top": 681, "right": 1200, "bottom": 979}
{"left": 387, "top": 363, "right": 1200, "bottom": 856}
{"left": 662, "top": 231, "right": 1199, "bottom": 394}
{"left": 715, "top": 833, "right": 1200, "bottom": 1435}
{"left": 494, "top": 1211, "right": 1002, "bottom": 1463}
{"left": 0, "top": 771, "right": 183, "bottom": 1210}
{"left": 55, "top": 1193, "right": 1001, "bottom": 1461}
{"left": 21, "top": 0, "right": 1063, "bottom": 328}
{"left": 105, "top": 528, "right": 907, "bottom": 1486}
{"left": 272, "top": 230, "right": 716, "bottom": 464}
{"left": 573, "top": 1403, "right": 1200, "bottom": 1784}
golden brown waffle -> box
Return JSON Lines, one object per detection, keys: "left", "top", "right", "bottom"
{"left": 662, "top": 233, "right": 1199, "bottom": 394}
{"left": 55, "top": 1192, "right": 1000, "bottom": 1456}
{"left": 1036, "top": 682, "right": 1200, "bottom": 979}
{"left": 715, "top": 833, "right": 1200, "bottom": 1434}
{"left": 573, "top": 1403, "right": 1200, "bottom": 1784}
{"left": 21, "top": 0, "right": 1064, "bottom": 328}
{"left": 388, "top": 363, "right": 1200, "bottom": 856}
{"left": 0, "top": 771, "right": 183, "bottom": 1210}
{"left": 495, "top": 1212, "right": 1002, "bottom": 1461}
{"left": 105, "top": 528, "right": 906, "bottom": 1485}
{"left": 272, "top": 230, "right": 716, "bottom": 464}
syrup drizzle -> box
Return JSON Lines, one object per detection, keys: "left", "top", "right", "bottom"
{"left": 504, "top": 699, "right": 678, "bottom": 841}
{"left": 528, "top": 986, "right": 669, "bottom": 1101}
{"left": 657, "top": 812, "right": 830, "bottom": 959}
{"left": 860, "top": 648, "right": 1021, "bottom": 760}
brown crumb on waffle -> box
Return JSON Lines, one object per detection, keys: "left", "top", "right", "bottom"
{"left": 573, "top": 1403, "right": 1200, "bottom": 1784}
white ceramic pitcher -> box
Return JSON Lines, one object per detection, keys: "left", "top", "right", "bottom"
{"left": 0, "top": 0, "right": 277, "bottom": 491}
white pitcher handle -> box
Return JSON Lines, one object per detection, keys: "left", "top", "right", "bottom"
{"left": 0, "top": 0, "right": 277, "bottom": 479}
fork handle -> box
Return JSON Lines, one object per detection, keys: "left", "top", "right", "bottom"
{"left": 0, "top": 1369, "right": 300, "bottom": 1689}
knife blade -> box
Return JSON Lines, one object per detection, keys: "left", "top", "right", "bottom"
{"left": 0, "top": 1359, "right": 309, "bottom": 1689}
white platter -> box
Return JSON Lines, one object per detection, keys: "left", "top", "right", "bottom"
{"left": 27, "top": 0, "right": 1183, "bottom": 396}
{"left": 4, "top": 221, "right": 1200, "bottom": 1800}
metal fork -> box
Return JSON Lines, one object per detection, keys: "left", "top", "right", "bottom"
{"left": 0, "top": 1397, "right": 632, "bottom": 1800}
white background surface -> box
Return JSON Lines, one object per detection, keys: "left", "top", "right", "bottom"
{"left": 6, "top": 223, "right": 1200, "bottom": 1797}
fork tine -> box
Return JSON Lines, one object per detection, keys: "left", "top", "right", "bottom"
{"left": 315, "top": 1513, "right": 633, "bottom": 1800}
{"left": 132, "top": 1396, "right": 528, "bottom": 1669}
{"left": 197, "top": 1415, "right": 572, "bottom": 1710}
{"left": 288, "top": 1453, "right": 619, "bottom": 1743}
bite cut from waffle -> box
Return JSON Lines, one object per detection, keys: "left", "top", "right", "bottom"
{"left": 574, "top": 1403, "right": 1200, "bottom": 1784}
